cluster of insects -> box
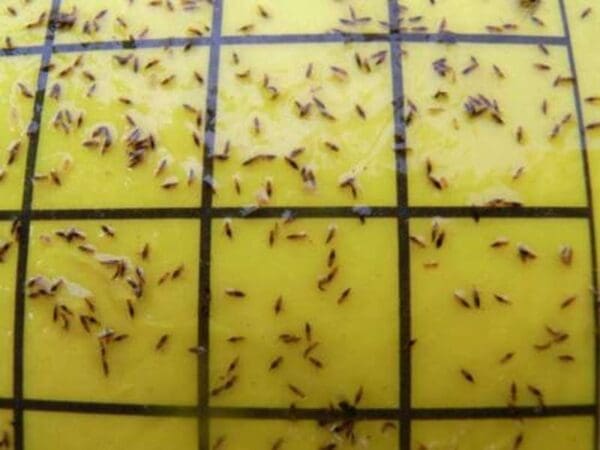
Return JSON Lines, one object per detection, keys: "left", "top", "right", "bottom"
{"left": 25, "top": 223, "right": 187, "bottom": 378}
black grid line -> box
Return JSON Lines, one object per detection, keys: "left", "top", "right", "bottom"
{"left": 2, "top": 397, "right": 595, "bottom": 421}
{"left": 52, "top": 36, "right": 211, "bottom": 53}
{"left": 198, "top": 1, "right": 223, "bottom": 449}
{"left": 388, "top": 1, "right": 411, "bottom": 449}
{"left": 2, "top": 397, "right": 594, "bottom": 422}
{"left": 411, "top": 405, "right": 596, "bottom": 420}
{"left": 0, "top": 206, "right": 590, "bottom": 222}
{"left": 11, "top": 1, "right": 62, "bottom": 450}
{"left": 558, "top": 1, "right": 600, "bottom": 448}
{"left": 19, "top": 399, "right": 197, "bottom": 418}
{"left": 0, "top": 31, "right": 570, "bottom": 60}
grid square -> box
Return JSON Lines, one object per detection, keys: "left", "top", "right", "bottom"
{"left": 0, "top": 0, "right": 51, "bottom": 48}
{"left": 410, "top": 217, "right": 595, "bottom": 408}
{"left": 24, "top": 219, "right": 200, "bottom": 405}
{"left": 54, "top": 0, "right": 213, "bottom": 44}
{"left": 211, "top": 418, "right": 399, "bottom": 450}
{"left": 412, "top": 417, "right": 594, "bottom": 450}
{"left": 210, "top": 218, "right": 399, "bottom": 408}
{"left": 399, "top": 0, "right": 563, "bottom": 36}
{"left": 26, "top": 411, "right": 197, "bottom": 450}
{"left": 222, "top": 0, "right": 390, "bottom": 36}
{"left": 33, "top": 47, "right": 208, "bottom": 209}
{"left": 0, "top": 54, "right": 41, "bottom": 210}
{"left": 0, "top": 221, "right": 18, "bottom": 398}
{"left": 213, "top": 42, "right": 396, "bottom": 208}
{"left": 403, "top": 42, "right": 586, "bottom": 207}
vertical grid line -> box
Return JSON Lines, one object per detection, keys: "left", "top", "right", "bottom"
{"left": 199, "top": 1, "right": 223, "bottom": 449}
{"left": 388, "top": 0, "right": 411, "bottom": 447}
{"left": 557, "top": 1, "right": 599, "bottom": 447}
{"left": 12, "top": 1, "right": 62, "bottom": 449}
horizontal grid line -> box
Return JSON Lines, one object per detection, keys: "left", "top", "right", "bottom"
{"left": 0, "top": 45, "right": 44, "bottom": 57}
{"left": 210, "top": 407, "right": 396, "bottom": 420}
{"left": 21, "top": 400, "right": 196, "bottom": 417}
{"left": 30, "top": 207, "right": 202, "bottom": 220}
{"left": 0, "top": 399, "right": 593, "bottom": 421}
{"left": 0, "top": 206, "right": 590, "bottom": 221}
{"left": 221, "top": 32, "right": 389, "bottom": 45}
{"left": 52, "top": 36, "right": 211, "bottom": 53}
{"left": 412, "top": 405, "right": 597, "bottom": 420}
{"left": 401, "top": 32, "right": 567, "bottom": 46}
{"left": 407, "top": 206, "right": 590, "bottom": 218}
{"left": 0, "top": 32, "right": 568, "bottom": 60}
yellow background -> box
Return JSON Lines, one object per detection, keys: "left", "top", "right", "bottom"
{"left": 0, "top": 223, "right": 16, "bottom": 397}
{"left": 26, "top": 412, "right": 197, "bottom": 450}
{"left": 0, "top": 0, "right": 597, "bottom": 449}
{"left": 55, "top": 0, "right": 213, "bottom": 44}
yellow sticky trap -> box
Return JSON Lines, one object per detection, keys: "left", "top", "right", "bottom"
{"left": 0, "top": 54, "right": 40, "bottom": 210}
{"left": 54, "top": 0, "right": 213, "bottom": 44}
{"left": 24, "top": 220, "right": 200, "bottom": 405}
{"left": 0, "top": 222, "right": 16, "bottom": 397}
{"left": 0, "top": 0, "right": 50, "bottom": 47}
{"left": 412, "top": 417, "right": 594, "bottom": 450}
{"left": 404, "top": 42, "right": 586, "bottom": 207}
{"left": 410, "top": 218, "right": 595, "bottom": 408}
{"left": 222, "top": 0, "right": 389, "bottom": 36}
{"left": 33, "top": 47, "right": 208, "bottom": 209}
{"left": 211, "top": 419, "right": 399, "bottom": 450}
{"left": 210, "top": 218, "right": 399, "bottom": 408}
{"left": 401, "top": 0, "right": 563, "bottom": 35}
{"left": 213, "top": 43, "right": 396, "bottom": 207}
{"left": 0, "top": 0, "right": 598, "bottom": 448}
{"left": 26, "top": 412, "right": 198, "bottom": 450}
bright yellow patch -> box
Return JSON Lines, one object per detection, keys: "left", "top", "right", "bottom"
{"left": 404, "top": 42, "right": 586, "bottom": 207}
{"left": 24, "top": 219, "right": 200, "bottom": 405}
{"left": 213, "top": 43, "right": 396, "bottom": 207}
{"left": 401, "top": 0, "right": 563, "bottom": 36}
{"left": 33, "top": 47, "right": 208, "bottom": 209}
{"left": 212, "top": 418, "right": 399, "bottom": 450}
{"left": 210, "top": 218, "right": 399, "bottom": 407}
{"left": 0, "top": 0, "right": 50, "bottom": 47}
{"left": 0, "top": 409, "right": 13, "bottom": 446}
{"left": 410, "top": 218, "right": 595, "bottom": 408}
{"left": 54, "top": 0, "right": 213, "bottom": 44}
{"left": 413, "top": 417, "right": 594, "bottom": 450}
{"left": 222, "top": 0, "right": 389, "bottom": 36}
{"left": 26, "top": 411, "right": 198, "bottom": 450}
{"left": 0, "top": 54, "right": 40, "bottom": 210}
